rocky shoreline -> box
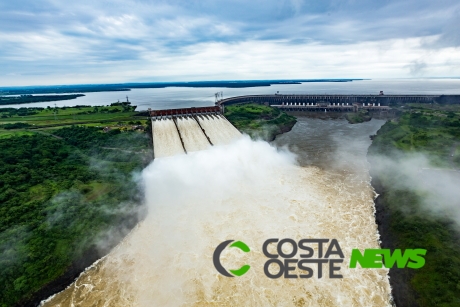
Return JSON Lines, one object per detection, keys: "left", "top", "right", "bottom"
{"left": 16, "top": 245, "right": 103, "bottom": 307}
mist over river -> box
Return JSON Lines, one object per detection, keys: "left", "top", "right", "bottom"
{"left": 40, "top": 116, "right": 391, "bottom": 307}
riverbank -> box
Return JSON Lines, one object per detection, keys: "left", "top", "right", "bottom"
{"left": 367, "top": 104, "right": 460, "bottom": 307}
{"left": 15, "top": 212, "right": 141, "bottom": 307}
{"left": 0, "top": 126, "right": 152, "bottom": 307}
{"left": 371, "top": 175, "right": 420, "bottom": 307}
{"left": 0, "top": 94, "right": 85, "bottom": 105}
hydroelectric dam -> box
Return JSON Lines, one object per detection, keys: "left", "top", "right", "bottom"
{"left": 149, "top": 92, "right": 460, "bottom": 158}
{"left": 216, "top": 93, "right": 460, "bottom": 112}
{"left": 150, "top": 106, "right": 241, "bottom": 158}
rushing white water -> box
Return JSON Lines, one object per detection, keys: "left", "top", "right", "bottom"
{"left": 152, "top": 114, "right": 241, "bottom": 158}
{"left": 197, "top": 114, "right": 241, "bottom": 146}
{"left": 41, "top": 129, "right": 392, "bottom": 306}
{"left": 175, "top": 117, "right": 211, "bottom": 153}
{"left": 152, "top": 119, "right": 185, "bottom": 158}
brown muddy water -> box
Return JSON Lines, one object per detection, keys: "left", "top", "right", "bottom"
{"left": 41, "top": 117, "right": 391, "bottom": 307}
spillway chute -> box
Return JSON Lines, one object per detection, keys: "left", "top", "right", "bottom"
{"left": 152, "top": 118, "right": 186, "bottom": 158}
{"left": 150, "top": 106, "right": 242, "bottom": 159}
{"left": 175, "top": 117, "right": 211, "bottom": 153}
{"left": 196, "top": 114, "right": 241, "bottom": 146}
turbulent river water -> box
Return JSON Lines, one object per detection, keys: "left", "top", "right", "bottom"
{"left": 41, "top": 116, "right": 391, "bottom": 307}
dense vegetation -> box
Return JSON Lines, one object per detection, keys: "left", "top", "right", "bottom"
{"left": 0, "top": 126, "right": 151, "bottom": 307}
{"left": 345, "top": 109, "right": 372, "bottom": 124}
{"left": 0, "top": 95, "right": 85, "bottom": 105}
{"left": 1, "top": 123, "right": 32, "bottom": 130}
{"left": 225, "top": 103, "right": 297, "bottom": 141}
{"left": 369, "top": 105, "right": 460, "bottom": 306}
{"left": 0, "top": 107, "right": 45, "bottom": 118}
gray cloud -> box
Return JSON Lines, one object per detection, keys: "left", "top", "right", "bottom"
{"left": 434, "top": 9, "right": 460, "bottom": 48}
{"left": 407, "top": 60, "right": 427, "bottom": 76}
{"left": 1, "top": 0, "right": 460, "bottom": 84}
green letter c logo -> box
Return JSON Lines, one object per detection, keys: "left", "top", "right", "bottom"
{"left": 213, "top": 240, "right": 251, "bottom": 277}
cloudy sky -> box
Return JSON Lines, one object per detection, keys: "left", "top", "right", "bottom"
{"left": 1, "top": 0, "right": 460, "bottom": 85}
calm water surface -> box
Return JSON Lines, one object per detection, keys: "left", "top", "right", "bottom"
{"left": 3, "top": 78, "right": 460, "bottom": 109}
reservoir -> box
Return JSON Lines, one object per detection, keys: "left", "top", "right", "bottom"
{"left": 3, "top": 78, "right": 460, "bottom": 109}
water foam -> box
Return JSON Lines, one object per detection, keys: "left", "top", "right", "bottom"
{"left": 41, "top": 136, "right": 391, "bottom": 307}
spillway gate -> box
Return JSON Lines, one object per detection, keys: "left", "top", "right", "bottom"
{"left": 150, "top": 106, "right": 241, "bottom": 159}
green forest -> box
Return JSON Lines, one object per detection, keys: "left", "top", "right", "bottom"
{"left": 0, "top": 95, "right": 85, "bottom": 105}
{"left": 0, "top": 126, "right": 151, "bottom": 306}
{"left": 368, "top": 105, "right": 460, "bottom": 306}
{"left": 224, "top": 103, "right": 297, "bottom": 141}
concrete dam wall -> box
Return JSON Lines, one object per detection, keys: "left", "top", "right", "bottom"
{"left": 151, "top": 106, "right": 241, "bottom": 159}
{"left": 217, "top": 94, "right": 460, "bottom": 112}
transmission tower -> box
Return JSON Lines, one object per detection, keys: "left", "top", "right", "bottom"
{"left": 214, "top": 91, "right": 224, "bottom": 103}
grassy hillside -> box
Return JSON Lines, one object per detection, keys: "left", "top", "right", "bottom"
{"left": 224, "top": 103, "right": 297, "bottom": 141}
{"left": 369, "top": 104, "right": 460, "bottom": 306}
{"left": 0, "top": 104, "right": 145, "bottom": 139}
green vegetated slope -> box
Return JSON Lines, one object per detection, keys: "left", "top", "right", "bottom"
{"left": 224, "top": 103, "right": 297, "bottom": 141}
{"left": 369, "top": 105, "right": 460, "bottom": 306}
{"left": 345, "top": 110, "right": 372, "bottom": 124}
{"left": 0, "top": 126, "right": 152, "bottom": 307}
{"left": 0, "top": 104, "right": 143, "bottom": 140}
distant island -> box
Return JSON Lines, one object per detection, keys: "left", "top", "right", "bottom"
{"left": 0, "top": 94, "right": 85, "bottom": 105}
{"left": 0, "top": 79, "right": 364, "bottom": 95}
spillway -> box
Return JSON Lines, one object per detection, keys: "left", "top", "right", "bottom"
{"left": 175, "top": 117, "right": 211, "bottom": 153}
{"left": 197, "top": 114, "right": 241, "bottom": 146}
{"left": 152, "top": 119, "right": 185, "bottom": 158}
{"left": 150, "top": 106, "right": 242, "bottom": 158}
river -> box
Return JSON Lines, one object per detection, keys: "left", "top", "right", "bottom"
{"left": 40, "top": 115, "right": 391, "bottom": 307}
